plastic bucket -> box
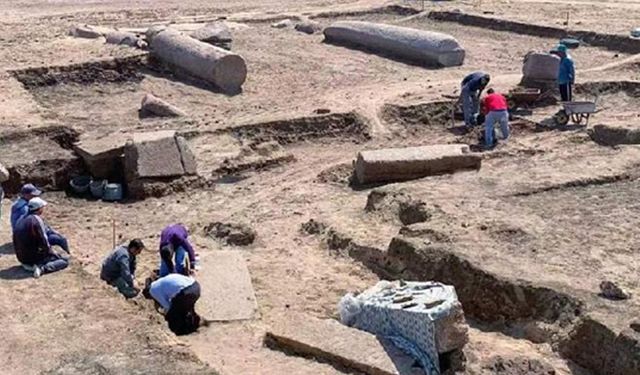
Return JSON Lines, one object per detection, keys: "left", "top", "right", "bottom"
{"left": 90, "top": 179, "right": 106, "bottom": 198}
{"left": 103, "top": 183, "right": 123, "bottom": 202}
{"left": 70, "top": 176, "right": 91, "bottom": 194}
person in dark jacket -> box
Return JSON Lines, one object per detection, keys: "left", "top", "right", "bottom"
{"left": 158, "top": 224, "right": 198, "bottom": 277}
{"left": 101, "top": 239, "right": 146, "bottom": 298}
{"left": 143, "top": 273, "right": 202, "bottom": 335}
{"left": 460, "top": 71, "right": 491, "bottom": 128}
{"left": 11, "top": 183, "right": 69, "bottom": 253}
{"left": 13, "top": 198, "right": 69, "bottom": 278}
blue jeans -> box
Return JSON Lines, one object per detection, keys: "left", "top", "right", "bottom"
{"left": 47, "top": 230, "right": 69, "bottom": 253}
{"left": 461, "top": 86, "right": 479, "bottom": 127}
{"left": 38, "top": 253, "right": 69, "bottom": 274}
{"left": 159, "top": 246, "right": 188, "bottom": 277}
{"left": 484, "top": 110, "right": 510, "bottom": 147}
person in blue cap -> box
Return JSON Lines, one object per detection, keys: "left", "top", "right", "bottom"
{"left": 11, "top": 184, "right": 42, "bottom": 231}
{"left": 553, "top": 44, "right": 575, "bottom": 102}
{"left": 10, "top": 183, "right": 70, "bottom": 253}
{"left": 459, "top": 71, "right": 491, "bottom": 129}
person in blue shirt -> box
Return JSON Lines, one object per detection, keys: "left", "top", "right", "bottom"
{"left": 11, "top": 184, "right": 41, "bottom": 231}
{"left": 143, "top": 273, "right": 202, "bottom": 335}
{"left": 11, "top": 183, "right": 70, "bottom": 253}
{"left": 460, "top": 71, "right": 491, "bottom": 128}
{"left": 553, "top": 44, "right": 575, "bottom": 102}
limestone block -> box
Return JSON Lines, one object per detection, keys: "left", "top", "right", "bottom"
{"left": 522, "top": 52, "right": 560, "bottom": 81}
{"left": 354, "top": 144, "right": 481, "bottom": 184}
{"left": 266, "top": 313, "right": 423, "bottom": 375}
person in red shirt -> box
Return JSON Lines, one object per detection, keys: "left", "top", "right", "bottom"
{"left": 480, "top": 88, "right": 510, "bottom": 149}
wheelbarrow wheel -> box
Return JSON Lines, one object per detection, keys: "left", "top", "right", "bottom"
{"left": 554, "top": 110, "right": 570, "bottom": 126}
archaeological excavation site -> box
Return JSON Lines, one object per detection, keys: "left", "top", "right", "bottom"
{"left": 1, "top": 0, "right": 640, "bottom": 374}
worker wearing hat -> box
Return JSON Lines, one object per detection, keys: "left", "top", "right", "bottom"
{"left": 12, "top": 197, "right": 69, "bottom": 278}
{"left": 552, "top": 44, "right": 575, "bottom": 102}
{"left": 11, "top": 183, "right": 42, "bottom": 231}
{"left": 10, "top": 183, "right": 69, "bottom": 253}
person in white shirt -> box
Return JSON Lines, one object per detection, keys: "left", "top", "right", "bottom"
{"left": 143, "top": 273, "right": 202, "bottom": 335}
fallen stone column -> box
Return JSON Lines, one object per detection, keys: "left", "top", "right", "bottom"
{"left": 324, "top": 21, "right": 465, "bottom": 67}
{"left": 148, "top": 28, "right": 247, "bottom": 93}
{"left": 354, "top": 144, "right": 480, "bottom": 185}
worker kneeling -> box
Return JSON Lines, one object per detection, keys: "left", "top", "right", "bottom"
{"left": 101, "top": 239, "right": 146, "bottom": 298}
{"left": 13, "top": 198, "right": 69, "bottom": 278}
{"left": 143, "top": 273, "right": 202, "bottom": 335}
{"left": 481, "top": 88, "right": 510, "bottom": 149}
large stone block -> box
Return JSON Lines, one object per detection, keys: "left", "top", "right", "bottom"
{"left": 520, "top": 52, "right": 560, "bottom": 88}
{"left": 339, "top": 280, "right": 469, "bottom": 373}
{"left": 176, "top": 136, "right": 197, "bottom": 175}
{"left": 324, "top": 21, "right": 465, "bottom": 67}
{"left": 124, "top": 130, "right": 184, "bottom": 180}
{"left": 197, "top": 251, "right": 257, "bottom": 321}
{"left": 354, "top": 144, "right": 480, "bottom": 185}
{"left": 266, "top": 313, "right": 423, "bottom": 375}
{"left": 74, "top": 134, "right": 129, "bottom": 179}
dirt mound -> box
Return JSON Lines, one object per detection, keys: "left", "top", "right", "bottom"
{"left": 205, "top": 222, "right": 256, "bottom": 246}
{"left": 126, "top": 175, "right": 211, "bottom": 199}
{"left": 226, "top": 112, "right": 370, "bottom": 145}
{"left": 315, "top": 163, "right": 353, "bottom": 185}
{"left": 365, "top": 190, "right": 432, "bottom": 225}
{"left": 11, "top": 55, "right": 147, "bottom": 88}
{"left": 381, "top": 100, "right": 453, "bottom": 129}
{"left": 212, "top": 141, "right": 295, "bottom": 178}
{"left": 575, "top": 81, "right": 640, "bottom": 98}
{"left": 589, "top": 124, "right": 640, "bottom": 146}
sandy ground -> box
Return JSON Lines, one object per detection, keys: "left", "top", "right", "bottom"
{"left": 0, "top": 0, "right": 639, "bottom": 374}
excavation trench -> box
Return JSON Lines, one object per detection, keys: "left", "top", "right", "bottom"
{"left": 0, "top": 126, "right": 84, "bottom": 195}
{"left": 427, "top": 11, "right": 640, "bottom": 54}
{"left": 303, "top": 222, "right": 640, "bottom": 375}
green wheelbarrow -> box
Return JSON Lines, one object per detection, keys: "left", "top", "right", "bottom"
{"left": 553, "top": 101, "right": 597, "bottom": 126}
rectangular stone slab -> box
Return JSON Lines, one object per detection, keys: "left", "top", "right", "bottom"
{"left": 266, "top": 314, "right": 423, "bottom": 375}
{"left": 355, "top": 144, "right": 481, "bottom": 185}
{"left": 124, "top": 131, "right": 185, "bottom": 179}
{"left": 196, "top": 251, "right": 257, "bottom": 321}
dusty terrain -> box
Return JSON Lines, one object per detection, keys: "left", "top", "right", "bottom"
{"left": 1, "top": 0, "right": 640, "bottom": 374}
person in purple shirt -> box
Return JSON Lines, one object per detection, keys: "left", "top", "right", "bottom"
{"left": 159, "top": 224, "right": 198, "bottom": 277}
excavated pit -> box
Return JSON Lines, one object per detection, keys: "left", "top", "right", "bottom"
{"left": 0, "top": 126, "right": 84, "bottom": 194}
{"left": 11, "top": 54, "right": 148, "bottom": 88}
{"left": 302, "top": 218, "right": 640, "bottom": 375}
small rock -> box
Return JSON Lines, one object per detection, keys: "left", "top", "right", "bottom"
{"left": 271, "top": 19, "right": 294, "bottom": 29}
{"left": 294, "top": 20, "right": 322, "bottom": 35}
{"left": 140, "top": 93, "right": 186, "bottom": 118}
{"left": 630, "top": 319, "right": 640, "bottom": 332}
{"left": 314, "top": 108, "right": 331, "bottom": 115}
{"left": 105, "top": 31, "right": 143, "bottom": 48}
{"left": 190, "top": 22, "right": 233, "bottom": 50}
{"left": 70, "top": 25, "right": 105, "bottom": 39}
{"left": 301, "top": 219, "right": 327, "bottom": 235}
{"left": 599, "top": 280, "right": 631, "bottom": 300}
